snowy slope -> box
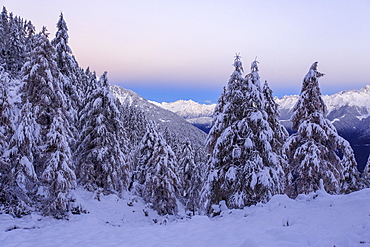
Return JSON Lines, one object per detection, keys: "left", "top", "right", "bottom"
{"left": 1, "top": 187, "right": 370, "bottom": 246}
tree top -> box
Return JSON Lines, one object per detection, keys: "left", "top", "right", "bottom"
{"left": 233, "top": 53, "right": 243, "bottom": 73}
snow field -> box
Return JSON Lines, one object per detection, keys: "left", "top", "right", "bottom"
{"left": 1, "top": 188, "right": 370, "bottom": 247}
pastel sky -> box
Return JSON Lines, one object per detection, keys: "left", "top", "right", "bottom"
{"left": 4, "top": 0, "right": 370, "bottom": 103}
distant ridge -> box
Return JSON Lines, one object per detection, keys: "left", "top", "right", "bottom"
{"left": 150, "top": 99, "right": 216, "bottom": 119}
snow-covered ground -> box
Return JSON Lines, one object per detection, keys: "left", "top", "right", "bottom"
{"left": 1, "top": 188, "right": 370, "bottom": 247}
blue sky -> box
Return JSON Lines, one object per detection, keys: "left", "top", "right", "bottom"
{"left": 4, "top": 0, "right": 370, "bottom": 103}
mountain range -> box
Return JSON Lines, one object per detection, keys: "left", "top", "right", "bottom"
{"left": 152, "top": 85, "right": 370, "bottom": 171}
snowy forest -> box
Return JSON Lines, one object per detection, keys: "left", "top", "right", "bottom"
{"left": 0, "top": 7, "right": 370, "bottom": 221}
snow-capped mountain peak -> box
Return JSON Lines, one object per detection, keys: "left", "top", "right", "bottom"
{"left": 152, "top": 86, "right": 370, "bottom": 125}
{"left": 150, "top": 99, "right": 216, "bottom": 119}
{"left": 276, "top": 85, "right": 370, "bottom": 119}
{"left": 323, "top": 85, "right": 370, "bottom": 114}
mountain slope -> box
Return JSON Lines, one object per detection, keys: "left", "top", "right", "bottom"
{"left": 110, "top": 85, "right": 207, "bottom": 156}
{"left": 151, "top": 100, "right": 216, "bottom": 133}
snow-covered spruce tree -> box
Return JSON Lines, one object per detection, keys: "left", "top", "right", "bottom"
{"left": 205, "top": 86, "right": 226, "bottom": 154}
{"left": 51, "top": 13, "right": 81, "bottom": 152}
{"left": 41, "top": 113, "right": 76, "bottom": 218}
{"left": 76, "top": 72, "right": 129, "bottom": 193}
{"left": 78, "top": 67, "right": 98, "bottom": 103}
{"left": 262, "top": 81, "right": 288, "bottom": 172}
{"left": 178, "top": 139, "right": 202, "bottom": 214}
{"left": 263, "top": 81, "right": 288, "bottom": 149}
{"left": 51, "top": 13, "right": 77, "bottom": 77}
{"left": 0, "top": 68, "right": 29, "bottom": 216}
{"left": 51, "top": 13, "right": 80, "bottom": 109}
{"left": 121, "top": 105, "right": 148, "bottom": 149}
{"left": 7, "top": 15, "right": 26, "bottom": 76}
{"left": 20, "top": 27, "right": 64, "bottom": 167}
{"left": 19, "top": 27, "right": 76, "bottom": 216}
{"left": 0, "top": 7, "right": 10, "bottom": 69}
{"left": 5, "top": 101, "right": 39, "bottom": 216}
{"left": 0, "top": 7, "right": 9, "bottom": 39}
{"left": 24, "top": 20, "right": 36, "bottom": 54}
{"left": 202, "top": 55, "right": 284, "bottom": 211}
{"left": 178, "top": 140, "right": 196, "bottom": 197}
{"left": 120, "top": 105, "right": 149, "bottom": 174}
{"left": 284, "top": 62, "right": 360, "bottom": 198}
{"left": 0, "top": 68, "right": 13, "bottom": 165}
{"left": 162, "top": 126, "right": 181, "bottom": 155}
{"left": 132, "top": 121, "right": 179, "bottom": 215}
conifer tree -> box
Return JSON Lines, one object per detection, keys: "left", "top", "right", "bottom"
{"left": 178, "top": 139, "right": 201, "bottom": 214}
{"left": 20, "top": 27, "right": 65, "bottom": 161}
{"left": 51, "top": 13, "right": 80, "bottom": 98}
{"left": 51, "top": 13, "right": 76, "bottom": 76}
{"left": 0, "top": 70, "right": 37, "bottom": 216}
{"left": 76, "top": 72, "right": 129, "bottom": 193}
{"left": 7, "top": 15, "right": 25, "bottom": 76}
{"left": 120, "top": 105, "right": 148, "bottom": 174}
{"left": 0, "top": 68, "right": 26, "bottom": 216}
{"left": 205, "top": 55, "right": 243, "bottom": 155}
{"left": 178, "top": 140, "right": 196, "bottom": 197}
{"left": 8, "top": 102, "right": 39, "bottom": 201}
{"left": 284, "top": 62, "right": 360, "bottom": 197}
{"left": 20, "top": 27, "right": 65, "bottom": 122}
{"left": 0, "top": 68, "right": 13, "bottom": 164}
{"left": 0, "top": 7, "right": 9, "bottom": 39}
{"left": 24, "top": 20, "right": 35, "bottom": 53}
{"left": 41, "top": 113, "right": 76, "bottom": 218}
{"left": 19, "top": 28, "right": 76, "bottom": 216}
{"left": 0, "top": 7, "right": 10, "bottom": 68}
{"left": 262, "top": 81, "right": 288, "bottom": 173}
{"left": 78, "top": 67, "right": 98, "bottom": 103}
{"left": 205, "top": 86, "right": 226, "bottom": 154}
{"left": 121, "top": 105, "right": 147, "bottom": 149}
{"left": 51, "top": 13, "right": 81, "bottom": 148}
{"left": 185, "top": 162, "right": 202, "bottom": 215}
{"left": 202, "top": 55, "right": 284, "bottom": 211}
{"left": 263, "top": 81, "right": 288, "bottom": 148}
{"left": 133, "top": 121, "right": 179, "bottom": 215}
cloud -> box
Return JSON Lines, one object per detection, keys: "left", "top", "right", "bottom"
{"left": 204, "top": 100, "right": 214, "bottom": 104}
